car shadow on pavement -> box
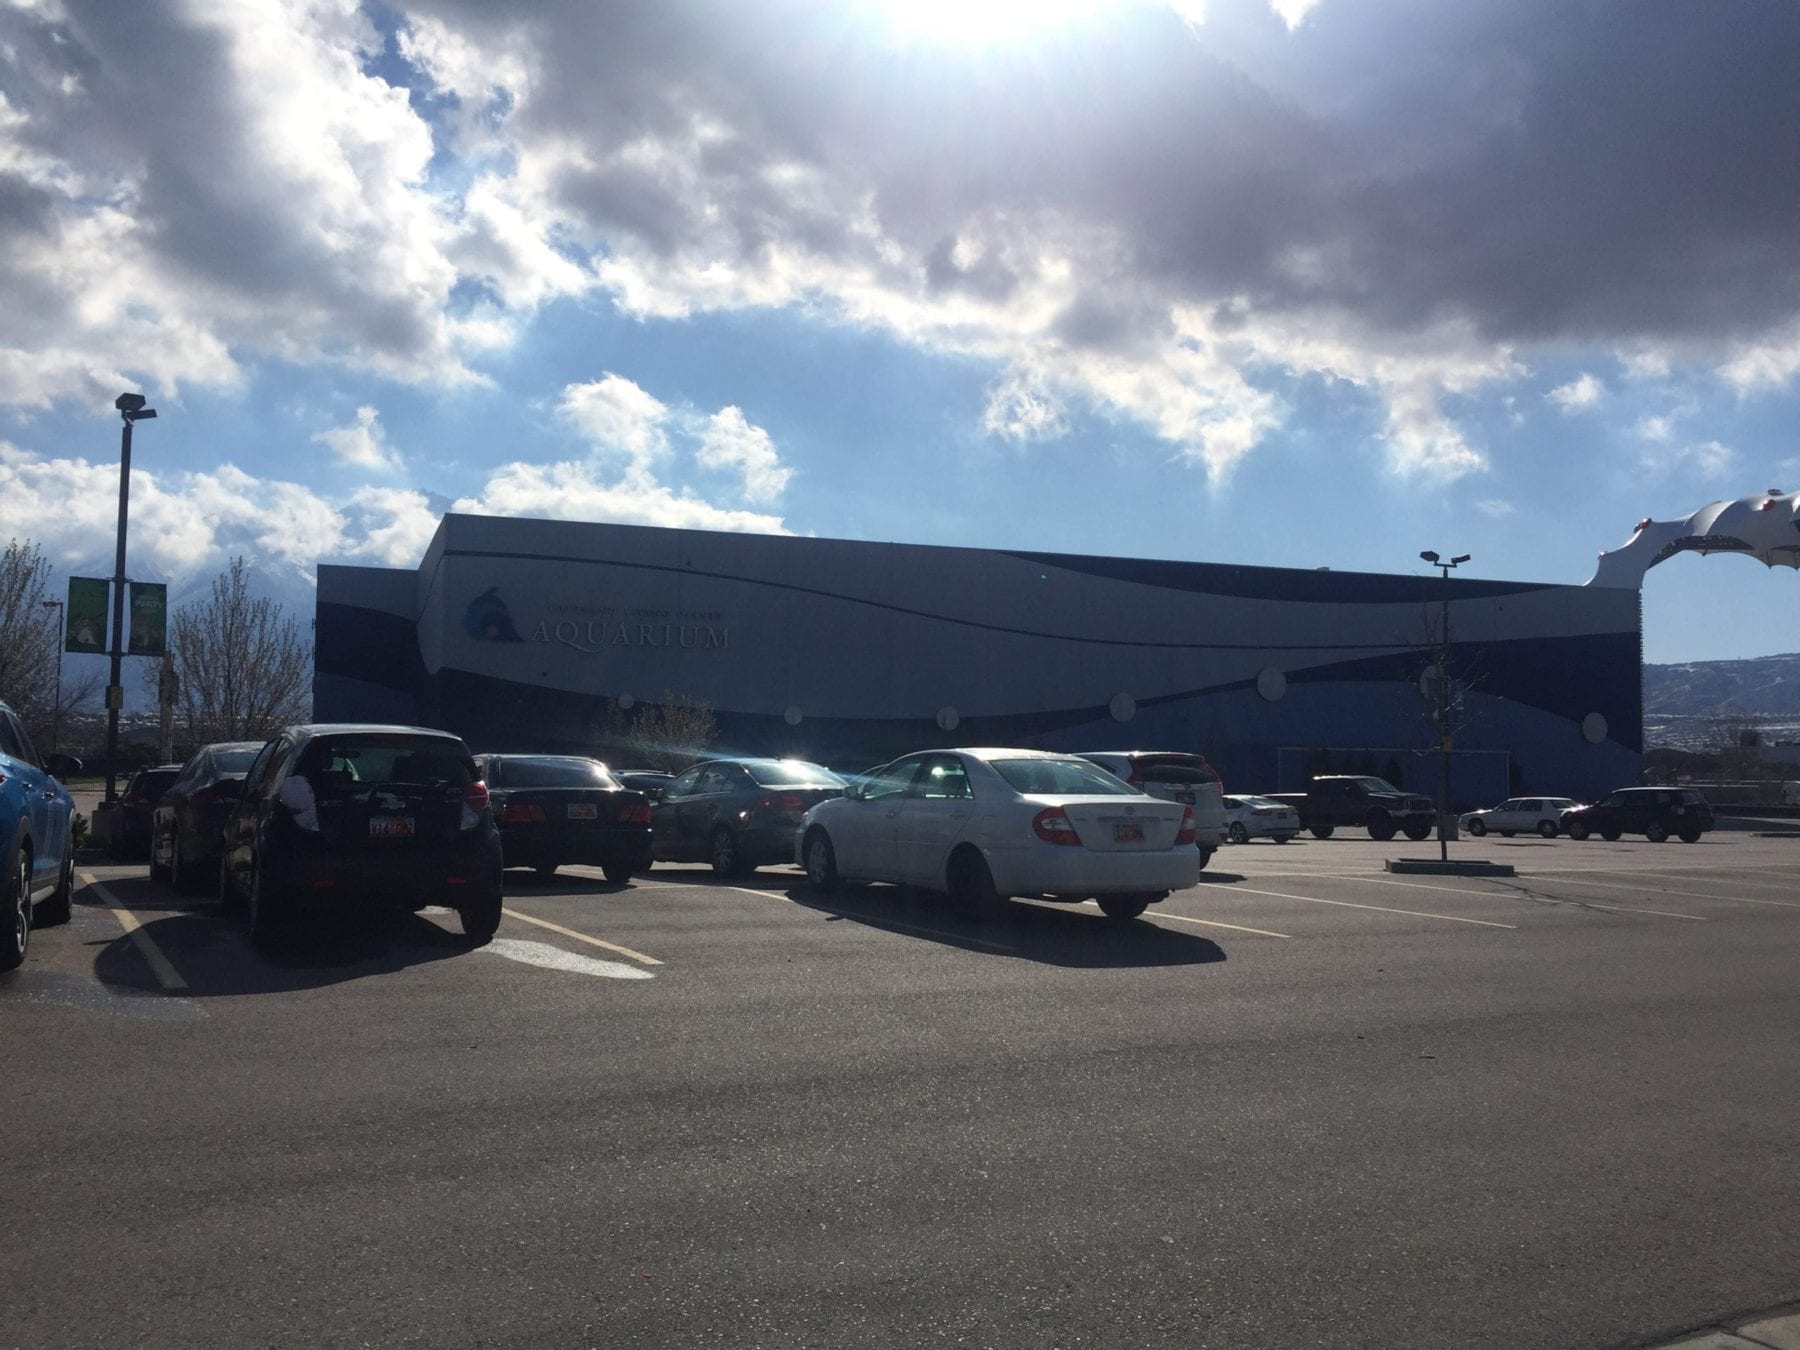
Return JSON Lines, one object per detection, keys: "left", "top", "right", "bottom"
{"left": 784, "top": 883, "right": 1226, "bottom": 969}
{"left": 88, "top": 897, "right": 473, "bottom": 997}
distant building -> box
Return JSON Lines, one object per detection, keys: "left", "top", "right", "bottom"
{"left": 315, "top": 514, "right": 1643, "bottom": 807}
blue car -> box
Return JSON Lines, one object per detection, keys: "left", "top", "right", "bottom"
{"left": 1, "top": 700, "right": 81, "bottom": 971}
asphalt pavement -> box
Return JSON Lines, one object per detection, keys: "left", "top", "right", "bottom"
{"left": 7, "top": 829, "right": 1800, "bottom": 1348}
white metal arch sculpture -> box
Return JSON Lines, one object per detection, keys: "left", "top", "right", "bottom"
{"left": 1588, "top": 488, "right": 1800, "bottom": 587}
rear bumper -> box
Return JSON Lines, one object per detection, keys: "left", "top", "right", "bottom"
{"left": 737, "top": 822, "right": 804, "bottom": 865}
{"left": 497, "top": 827, "right": 652, "bottom": 870}
{"left": 265, "top": 832, "right": 504, "bottom": 910}
{"left": 986, "top": 844, "right": 1201, "bottom": 899}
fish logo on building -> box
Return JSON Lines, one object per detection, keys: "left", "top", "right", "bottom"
{"left": 464, "top": 587, "right": 524, "bottom": 642}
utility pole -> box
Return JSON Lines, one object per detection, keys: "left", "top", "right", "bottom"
{"left": 1419, "top": 550, "right": 1470, "bottom": 862}
{"left": 104, "top": 391, "right": 155, "bottom": 802}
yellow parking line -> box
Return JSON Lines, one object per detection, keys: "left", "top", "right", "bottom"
{"left": 500, "top": 907, "right": 662, "bottom": 966}
{"left": 1226, "top": 884, "right": 1517, "bottom": 929}
{"left": 1154, "top": 911, "right": 1292, "bottom": 939}
{"left": 83, "top": 876, "right": 189, "bottom": 991}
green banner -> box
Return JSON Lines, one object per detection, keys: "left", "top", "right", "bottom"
{"left": 128, "top": 581, "right": 167, "bottom": 656}
{"left": 66, "top": 577, "right": 108, "bottom": 653}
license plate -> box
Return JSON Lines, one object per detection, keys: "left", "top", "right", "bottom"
{"left": 1113, "top": 822, "right": 1145, "bottom": 843}
{"left": 369, "top": 815, "right": 414, "bottom": 838}
{"left": 567, "top": 802, "right": 598, "bottom": 820}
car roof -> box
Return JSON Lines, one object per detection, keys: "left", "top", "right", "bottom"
{"left": 282, "top": 723, "right": 470, "bottom": 746}
{"left": 1075, "top": 749, "right": 1211, "bottom": 760}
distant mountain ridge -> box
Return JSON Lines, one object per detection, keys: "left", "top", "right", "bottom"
{"left": 1644, "top": 652, "right": 1800, "bottom": 718}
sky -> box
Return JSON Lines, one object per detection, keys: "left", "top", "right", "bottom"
{"left": 1, "top": 0, "right": 1798, "bottom": 666}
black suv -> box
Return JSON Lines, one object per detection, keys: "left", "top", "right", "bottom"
{"left": 1563, "top": 788, "right": 1714, "bottom": 843}
{"left": 220, "top": 724, "right": 503, "bottom": 949}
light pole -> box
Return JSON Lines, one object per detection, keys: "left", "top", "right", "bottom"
{"left": 105, "top": 391, "right": 156, "bottom": 803}
{"left": 1419, "top": 550, "right": 1470, "bottom": 862}
{"left": 41, "top": 599, "right": 64, "bottom": 754}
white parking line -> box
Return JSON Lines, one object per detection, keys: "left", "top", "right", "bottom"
{"left": 1153, "top": 911, "right": 1292, "bottom": 939}
{"left": 500, "top": 907, "right": 663, "bottom": 966}
{"left": 1530, "top": 874, "right": 1800, "bottom": 909}
{"left": 1225, "top": 884, "right": 1518, "bottom": 929}
{"left": 1307, "top": 870, "right": 1705, "bottom": 921}
{"left": 82, "top": 876, "right": 188, "bottom": 991}
{"left": 637, "top": 875, "right": 1023, "bottom": 950}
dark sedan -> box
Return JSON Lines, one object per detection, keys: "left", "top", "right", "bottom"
{"left": 651, "top": 757, "right": 846, "bottom": 876}
{"left": 474, "top": 754, "right": 652, "bottom": 883}
{"left": 150, "top": 741, "right": 264, "bottom": 890}
{"left": 220, "top": 724, "right": 503, "bottom": 949}
{"left": 113, "top": 763, "right": 182, "bottom": 861}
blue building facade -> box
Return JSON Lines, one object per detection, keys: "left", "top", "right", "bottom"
{"left": 315, "top": 514, "right": 1643, "bottom": 807}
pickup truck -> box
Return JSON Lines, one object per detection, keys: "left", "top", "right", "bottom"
{"left": 1264, "top": 775, "right": 1437, "bottom": 841}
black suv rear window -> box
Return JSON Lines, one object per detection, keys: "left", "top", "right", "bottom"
{"left": 298, "top": 736, "right": 473, "bottom": 792}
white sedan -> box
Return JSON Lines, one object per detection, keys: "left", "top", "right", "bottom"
{"left": 796, "top": 748, "right": 1201, "bottom": 920}
{"left": 1458, "top": 796, "right": 1582, "bottom": 839}
{"left": 1222, "top": 794, "right": 1301, "bottom": 843}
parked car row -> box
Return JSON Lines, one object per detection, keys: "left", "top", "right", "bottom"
{"left": 1453, "top": 789, "right": 1716, "bottom": 843}
{"left": 9, "top": 702, "right": 1724, "bottom": 971}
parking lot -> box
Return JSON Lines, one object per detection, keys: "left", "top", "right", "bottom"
{"left": 8, "top": 828, "right": 1800, "bottom": 1348}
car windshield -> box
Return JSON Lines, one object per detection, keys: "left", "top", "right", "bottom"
{"left": 215, "top": 746, "right": 261, "bottom": 773}
{"left": 1353, "top": 777, "right": 1402, "bottom": 793}
{"left": 298, "top": 735, "right": 474, "bottom": 793}
{"left": 991, "top": 758, "right": 1139, "bottom": 796}
{"left": 742, "top": 759, "right": 844, "bottom": 788}
{"left": 498, "top": 756, "right": 619, "bottom": 788}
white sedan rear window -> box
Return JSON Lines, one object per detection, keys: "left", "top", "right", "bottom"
{"left": 991, "top": 758, "right": 1139, "bottom": 796}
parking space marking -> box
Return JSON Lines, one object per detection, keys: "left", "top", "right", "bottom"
{"left": 1528, "top": 874, "right": 1800, "bottom": 910}
{"left": 1308, "top": 870, "right": 1705, "bottom": 920}
{"left": 1223, "top": 884, "right": 1518, "bottom": 929}
{"left": 1153, "top": 910, "right": 1292, "bottom": 939}
{"left": 82, "top": 876, "right": 189, "bottom": 991}
{"left": 481, "top": 937, "right": 654, "bottom": 980}
{"left": 500, "top": 906, "right": 663, "bottom": 966}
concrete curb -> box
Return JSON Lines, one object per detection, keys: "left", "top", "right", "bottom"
{"left": 1384, "top": 857, "right": 1517, "bottom": 876}
{"left": 1641, "top": 1305, "right": 1800, "bottom": 1349}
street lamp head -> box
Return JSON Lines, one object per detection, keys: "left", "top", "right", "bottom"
{"left": 115, "top": 392, "right": 146, "bottom": 413}
{"left": 1451, "top": 553, "right": 1471, "bottom": 565}
{"left": 1419, "top": 550, "right": 1440, "bottom": 564}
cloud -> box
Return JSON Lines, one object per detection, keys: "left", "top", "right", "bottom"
{"left": 557, "top": 374, "right": 673, "bottom": 482}
{"left": 0, "top": 428, "right": 787, "bottom": 581}
{"left": 1634, "top": 414, "right": 1675, "bottom": 443}
{"left": 695, "top": 407, "right": 790, "bottom": 503}
{"left": 313, "top": 406, "right": 401, "bottom": 472}
{"left": 7, "top": 0, "right": 1800, "bottom": 486}
{"left": 1474, "top": 498, "right": 1514, "bottom": 517}
{"left": 451, "top": 461, "right": 789, "bottom": 534}
{"left": 1547, "top": 374, "right": 1603, "bottom": 412}
{"left": 1643, "top": 440, "right": 1735, "bottom": 480}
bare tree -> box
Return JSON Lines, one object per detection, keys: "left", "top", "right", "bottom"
{"left": 597, "top": 690, "right": 718, "bottom": 772}
{"left": 162, "top": 557, "right": 311, "bottom": 743}
{"left": 0, "top": 539, "right": 63, "bottom": 743}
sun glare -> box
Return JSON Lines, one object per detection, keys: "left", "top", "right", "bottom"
{"left": 861, "top": 0, "right": 1118, "bottom": 47}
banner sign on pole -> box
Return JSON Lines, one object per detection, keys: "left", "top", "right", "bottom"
{"left": 128, "top": 581, "right": 168, "bottom": 657}
{"left": 66, "top": 577, "right": 109, "bottom": 653}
